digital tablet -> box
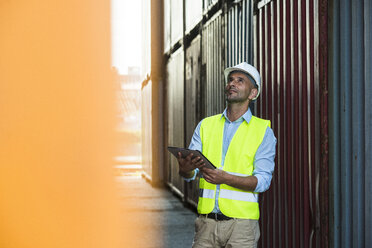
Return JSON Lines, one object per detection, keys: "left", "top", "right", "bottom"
{"left": 167, "top": 146, "right": 216, "bottom": 170}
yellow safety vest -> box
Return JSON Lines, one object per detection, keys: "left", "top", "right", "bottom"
{"left": 197, "top": 114, "right": 270, "bottom": 219}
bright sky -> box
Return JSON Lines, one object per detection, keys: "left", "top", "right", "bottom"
{"left": 111, "top": 0, "right": 142, "bottom": 75}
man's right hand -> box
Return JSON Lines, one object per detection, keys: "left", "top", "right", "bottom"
{"left": 177, "top": 152, "right": 205, "bottom": 178}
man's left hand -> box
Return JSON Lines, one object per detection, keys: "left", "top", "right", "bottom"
{"left": 201, "top": 167, "right": 229, "bottom": 184}
{"left": 201, "top": 167, "right": 259, "bottom": 191}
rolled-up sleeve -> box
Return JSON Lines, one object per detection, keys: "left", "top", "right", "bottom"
{"left": 252, "top": 127, "right": 277, "bottom": 193}
{"left": 183, "top": 121, "right": 203, "bottom": 182}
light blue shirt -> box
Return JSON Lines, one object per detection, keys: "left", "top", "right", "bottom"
{"left": 185, "top": 108, "right": 277, "bottom": 213}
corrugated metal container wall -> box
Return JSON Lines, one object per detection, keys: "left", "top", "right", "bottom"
{"left": 203, "top": 0, "right": 219, "bottom": 12}
{"left": 225, "top": 0, "right": 253, "bottom": 67}
{"left": 164, "top": 0, "right": 171, "bottom": 53}
{"left": 166, "top": 48, "right": 185, "bottom": 194}
{"left": 185, "top": 36, "right": 201, "bottom": 154}
{"left": 170, "top": 0, "right": 183, "bottom": 46}
{"left": 202, "top": 11, "right": 225, "bottom": 116}
{"left": 185, "top": 0, "right": 202, "bottom": 33}
{"left": 141, "top": 81, "right": 152, "bottom": 179}
{"left": 185, "top": 36, "right": 202, "bottom": 207}
{"left": 328, "top": 0, "right": 372, "bottom": 247}
{"left": 254, "top": 0, "right": 326, "bottom": 247}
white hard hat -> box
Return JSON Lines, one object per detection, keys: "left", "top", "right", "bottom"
{"left": 224, "top": 62, "right": 261, "bottom": 100}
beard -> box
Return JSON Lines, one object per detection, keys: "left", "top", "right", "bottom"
{"left": 225, "top": 89, "right": 249, "bottom": 103}
{"left": 226, "top": 97, "right": 248, "bottom": 103}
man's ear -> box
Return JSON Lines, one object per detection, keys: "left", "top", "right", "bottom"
{"left": 249, "top": 88, "right": 258, "bottom": 100}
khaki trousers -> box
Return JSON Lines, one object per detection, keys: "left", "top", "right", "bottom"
{"left": 192, "top": 216, "right": 260, "bottom": 248}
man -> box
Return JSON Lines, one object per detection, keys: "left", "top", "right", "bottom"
{"left": 177, "top": 62, "right": 277, "bottom": 248}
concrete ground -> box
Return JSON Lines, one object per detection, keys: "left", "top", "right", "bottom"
{"left": 116, "top": 170, "right": 196, "bottom": 248}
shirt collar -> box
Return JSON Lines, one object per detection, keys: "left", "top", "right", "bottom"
{"left": 220, "top": 108, "right": 252, "bottom": 124}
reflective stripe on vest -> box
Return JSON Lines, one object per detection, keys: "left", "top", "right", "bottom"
{"left": 219, "top": 189, "right": 258, "bottom": 202}
{"left": 197, "top": 114, "right": 270, "bottom": 219}
{"left": 199, "top": 188, "right": 215, "bottom": 199}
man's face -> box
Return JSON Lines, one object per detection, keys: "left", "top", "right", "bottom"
{"left": 225, "top": 71, "right": 257, "bottom": 103}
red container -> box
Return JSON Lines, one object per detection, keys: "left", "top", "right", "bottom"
{"left": 254, "top": 0, "right": 328, "bottom": 247}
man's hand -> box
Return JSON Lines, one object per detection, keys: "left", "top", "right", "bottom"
{"left": 177, "top": 152, "right": 205, "bottom": 178}
{"left": 201, "top": 167, "right": 258, "bottom": 191}
{"left": 201, "top": 167, "right": 229, "bottom": 184}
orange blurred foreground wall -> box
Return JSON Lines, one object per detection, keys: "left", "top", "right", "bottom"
{"left": 0, "top": 1, "right": 137, "bottom": 247}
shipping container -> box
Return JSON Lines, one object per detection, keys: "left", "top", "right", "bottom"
{"left": 328, "top": 0, "right": 372, "bottom": 247}
{"left": 225, "top": 0, "right": 254, "bottom": 66}
{"left": 184, "top": 35, "right": 202, "bottom": 207}
{"left": 254, "top": 0, "right": 326, "bottom": 247}
{"left": 166, "top": 47, "right": 185, "bottom": 194}
{"left": 202, "top": 11, "right": 225, "bottom": 116}
{"left": 203, "top": 0, "right": 219, "bottom": 13}
{"left": 185, "top": 0, "right": 203, "bottom": 33}
{"left": 170, "top": 0, "right": 183, "bottom": 47}
{"left": 185, "top": 36, "right": 202, "bottom": 150}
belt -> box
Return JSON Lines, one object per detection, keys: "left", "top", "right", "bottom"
{"left": 200, "top": 213, "right": 233, "bottom": 221}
